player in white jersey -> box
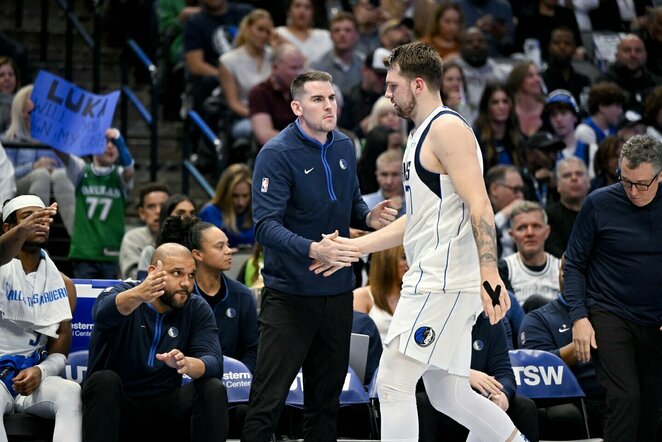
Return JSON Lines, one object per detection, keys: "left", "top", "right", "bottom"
{"left": 313, "top": 42, "right": 527, "bottom": 441}
{"left": 0, "top": 196, "right": 81, "bottom": 442}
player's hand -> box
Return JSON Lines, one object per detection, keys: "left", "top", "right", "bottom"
{"left": 469, "top": 369, "right": 503, "bottom": 397}
{"left": 105, "top": 128, "right": 120, "bottom": 140}
{"left": 481, "top": 275, "right": 510, "bottom": 325}
{"left": 366, "top": 200, "right": 398, "bottom": 230}
{"left": 572, "top": 317, "right": 597, "bottom": 363}
{"left": 489, "top": 391, "right": 509, "bottom": 411}
{"left": 137, "top": 260, "right": 167, "bottom": 302}
{"left": 12, "top": 367, "right": 42, "bottom": 396}
{"left": 17, "top": 203, "right": 57, "bottom": 237}
{"left": 156, "top": 349, "right": 190, "bottom": 375}
{"left": 309, "top": 230, "right": 360, "bottom": 275}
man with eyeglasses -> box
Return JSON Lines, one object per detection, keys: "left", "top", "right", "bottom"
{"left": 564, "top": 134, "right": 662, "bottom": 442}
{"left": 485, "top": 165, "right": 526, "bottom": 258}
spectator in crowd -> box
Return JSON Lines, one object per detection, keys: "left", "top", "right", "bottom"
{"left": 236, "top": 242, "right": 264, "bottom": 289}
{"left": 2, "top": 85, "right": 75, "bottom": 234}
{"left": 362, "top": 149, "right": 404, "bottom": 215}
{"left": 311, "top": 12, "right": 364, "bottom": 101}
{"left": 590, "top": 135, "right": 623, "bottom": 191}
{"left": 514, "top": 0, "right": 582, "bottom": 61}
{"left": 459, "top": 0, "right": 515, "bottom": 57}
{"left": 58, "top": 128, "right": 134, "bottom": 280}
{"left": 357, "top": 126, "right": 404, "bottom": 194}
{"left": 617, "top": 110, "right": 647, "bottom": 141}
{"left": 575, "top": 82, "right": 625, "bottom": 145}
{"left": 440, "top": 60, "right": 471, "bottom": 119}
{"left": 474, "top": 82, "right": 522, "bottom": 169}
{"left": 417, "top": 315, "right": 539, "bottom": 442}
{"left": 119, "top": 183, "right": 171, "bottom": 279}
{"left": 565, "top": 134, "right": 662, "bottom": 442}
{"left": 218, "top": 8, "right": 274, "bottom": 142}
{"left": 499, "top": 200, "right": 560, "bottom": 310}
{"left": 339, "top": 47, "right": 391, "bottom": 137}
{"left": 0, "top": 56, "right": 20, "bottom": 132}
{"left": 521, "top": 131, "right": 563, "bottom": 207}
{"left": 545, "top": 157, "right": 590, "bottom": 258}
{"left": 638, "top": 6, "right": 662, "bottom": 77}
{"left": 644, "top": 85, "right": 662, "bottom": 140}
{"left": 541, "top": 28, "right": 591, "bottom": 105}
{"left": 378, "top": 18, "right": 413, "bottom": 51}
{"left": 519, "top": 255, "right": 605, "bottom": 439}
{"left": 136, "top": 194, "right": 198, "bottom": 277}
{"left": 545, "top": 89, "right": 598, "bottom": 177}
{"left": 363, "top": 96, "right": 407, "bottom": 138}
{"left": 352, "top": 0, "right": 384, "bottom": 57}
{"left": 82, "top": 243, "right": 227, "bottom": 442}
{"left": 166, "top": 216, "right": 259, "bottom": 372}
{"left": 353, "top": 245, "right": 408, "bottom": 342}
{"left": 0, "top": 140, "right": 15, "bottom": 204}
{"left": 455, "top": 27, "right": 509, "bottom": 124}
{"left": 0, "top": 196, "right": 80, "bottom": 442}
{"left": 485, "top": 165, "right": 526, "bottom": 259}
{"left": 248, "top": 43, "right": 305, "bottom": 146}
{"left": 599, "top": 34, "right": 662, "bottom": 113}
{"left": 275, "top": 0, "right": 332, "bottom": 65}
{"left": 183, "top": 0, "right": 253, "bottom": 115}
{"left": 243, "top": 70, "right": 396, "bottom": 441}
{"left": 198, "top": 162, "right": 254, "bottom": 249}
{"left": 420, "top": 3, "right": 463, "bottom": 60}
{"left": 506, "top": 61, "right": 545, "bottom": 138}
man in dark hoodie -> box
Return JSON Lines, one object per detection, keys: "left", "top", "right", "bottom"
{"left": 598, "top": 34, "right": 662, "bottom": 114}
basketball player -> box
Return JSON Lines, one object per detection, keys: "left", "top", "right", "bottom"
{"left": 314, "top": 42, "right": 526, "bottom": 441}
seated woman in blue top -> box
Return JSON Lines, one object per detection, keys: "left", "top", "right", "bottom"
{"left": 198, "top": 163, "right": 255, "bottom": 249}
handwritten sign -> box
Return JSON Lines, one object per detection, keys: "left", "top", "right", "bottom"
{"left": 30, "top": 71, "right": 119, "bottom": 156}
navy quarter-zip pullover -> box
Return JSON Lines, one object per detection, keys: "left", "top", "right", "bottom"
{"left": 252, "top": 121, "right": 371, "bottom": 295}
{"left": 86, "top": 282, "right": 223, "bottom": 396}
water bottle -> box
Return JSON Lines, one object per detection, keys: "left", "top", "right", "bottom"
{"left": 523, "top": 38, "right": 542, "bottom": 68}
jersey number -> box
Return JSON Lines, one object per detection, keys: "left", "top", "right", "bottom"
{"left": 404, "top": 184, "right": 413, "bottom": 215}
{"left": 85, "top": 196, "right": 113, "bottom": 221}
{"left": 28, "top": 331, "right": 42, "bottom": 347}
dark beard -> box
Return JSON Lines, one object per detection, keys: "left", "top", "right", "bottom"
{"left": 395, "top": 96, "right": 416, "bottom": 119}
{"left": 160, "top": 290, "right": 189, "bottom": 309}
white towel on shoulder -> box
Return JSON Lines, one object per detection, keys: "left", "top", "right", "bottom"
{"left": 0, "top": 250, "right": 72, "bottom": 338}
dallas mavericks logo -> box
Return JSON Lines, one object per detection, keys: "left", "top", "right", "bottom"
{"left": 473, "top": 339, "right": 484, "bottom": 351}
{"left": 167, "top": 327, "right": 179, "bottom": 338}
{"left": 339, "top": 159, "right": 347, "bottom": 170}
{"left": 226, "top": 307, "right": 236, "bottom": 319}
{"left": 414, "top": 326, "right": 435, "bottom": 347}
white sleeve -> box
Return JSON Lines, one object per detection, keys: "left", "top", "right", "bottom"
{"left": 574, "top": 124, "right": 597, "bottom": 145}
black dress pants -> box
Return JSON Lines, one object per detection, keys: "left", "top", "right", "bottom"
{"left": 82, "top": 370, "right": 228, "bottom": 442}
{"left": 590, "top": 305, "right": 662, "bottom": 442}
{"left": 241, "top": 288, "right": 353, "bottom": 442}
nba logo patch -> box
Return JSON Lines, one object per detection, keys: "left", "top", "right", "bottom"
{"left": 261, "top": 177, "right": 269, "bottom": 193}
{"left": 414, "top": 326, "right": 435, "bottom": 347}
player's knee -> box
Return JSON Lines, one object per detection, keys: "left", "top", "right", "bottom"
{"left": 52, "top": 379, "right": 82, "bottom": 411}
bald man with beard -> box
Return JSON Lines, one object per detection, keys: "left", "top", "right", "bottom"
{"left": 82, "top": 243, "right": 227, "bottom": 442}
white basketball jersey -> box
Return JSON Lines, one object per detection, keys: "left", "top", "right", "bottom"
{"left": 401, "top": 106, "right": 482, "bottom": 295}
{"left": 504, "top": 252, "right": 560, "bottom": 305}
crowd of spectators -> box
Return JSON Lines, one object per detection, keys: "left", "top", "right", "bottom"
{"left": 1, "top": 0, "right": 662, "bottom": 440}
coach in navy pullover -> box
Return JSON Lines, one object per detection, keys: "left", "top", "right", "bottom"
{"left": 253, "top": 119, "right": 373, "bottom": 295}
{"left": 243, "top": 71, "right": 396, "bottom": 442}
{"left": 82, "top": 244, "right": 227, "bottom": 442}
{"left": 564, "top": 135, "right": 662, "bottom": 442}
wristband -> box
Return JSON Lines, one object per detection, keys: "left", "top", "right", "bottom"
{"left": 112, "top": 134, "right": 134, "bottom": 168}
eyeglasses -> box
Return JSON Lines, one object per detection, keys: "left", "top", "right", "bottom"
{"left": 618, "top": 168, "right": 662, "bottom": 191}
{"left": 497, "top": 183, "right": 525, "bottom": 194}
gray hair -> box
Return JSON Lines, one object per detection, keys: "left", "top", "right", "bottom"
{"left": 555, "top": 156, "right": 587, "bottom": 181}
{"left": 619, "top": 135, "right": 662, "bottom": 170}
{"left": 510, "top": 200, "right": 548, "bottom": 225}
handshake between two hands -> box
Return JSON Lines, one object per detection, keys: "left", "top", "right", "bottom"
{"left": 308, "top": 200, "right": 398, "bottom": 277}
